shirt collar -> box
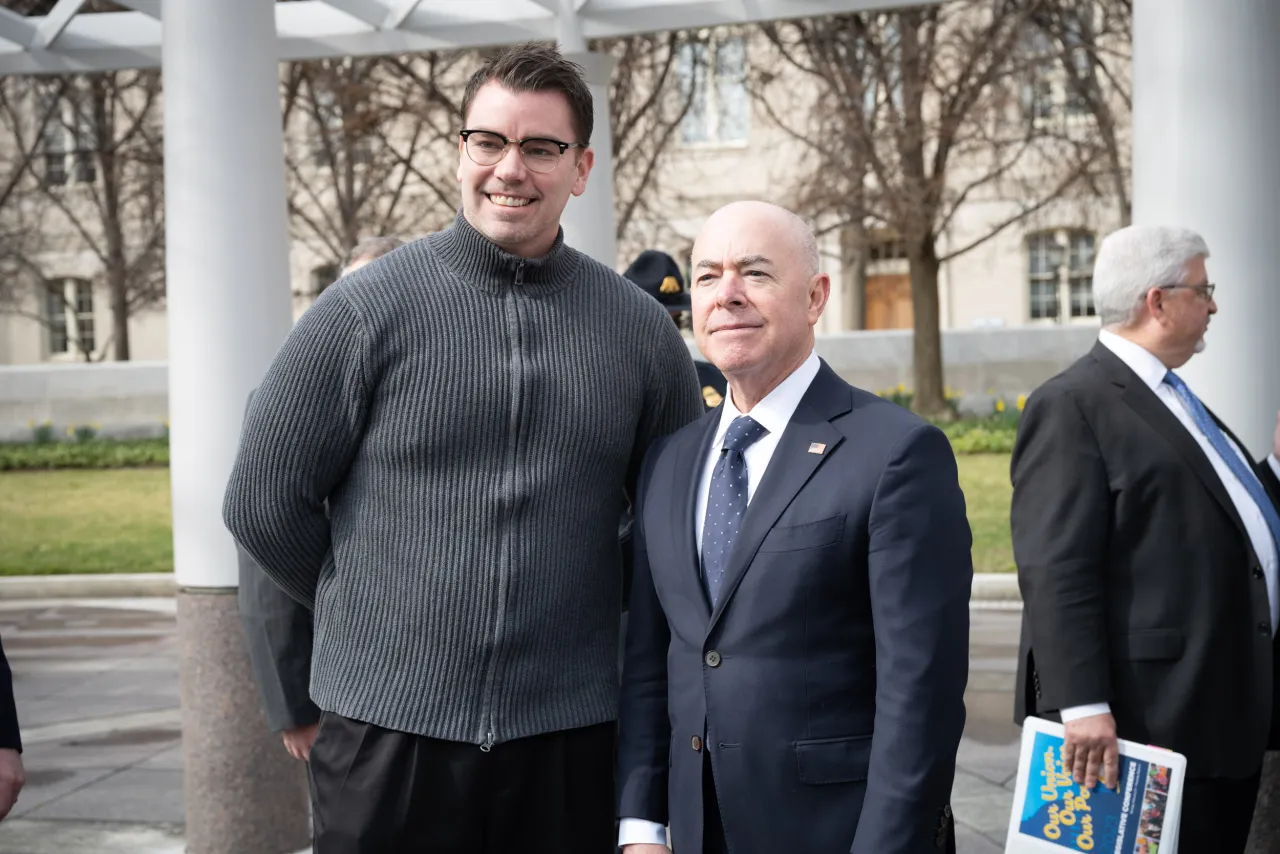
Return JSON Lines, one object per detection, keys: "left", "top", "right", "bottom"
{"left": 713, "top": 350, "right": 822, "bottom": 447}
{"left": 1098, "top": 328, "right": 1168, "bottom": 392}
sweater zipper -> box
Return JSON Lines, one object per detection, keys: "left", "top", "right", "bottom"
{"left": 479, "top": 260, "right": 527, "bottom": 753}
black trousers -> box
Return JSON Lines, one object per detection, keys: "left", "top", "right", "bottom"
{"left": 702, "top": 752, "right": 729, "bottom": 854}
{"left": 309, "top": 711, "right": 617, "bottom": 854}
{"left": 1178, "top": 773, "right": 1261, "bottom": 854}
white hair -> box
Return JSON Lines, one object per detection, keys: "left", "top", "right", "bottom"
{"left": 792, "top": 209, "right": 821, "bottom": 279}
{"left": 1092, "top": 225, "right": 1210, "bottom": 326}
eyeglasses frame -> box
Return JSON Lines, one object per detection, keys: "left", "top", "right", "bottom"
{"left": 459, "top": 129, "right": 588, "bottom": 173}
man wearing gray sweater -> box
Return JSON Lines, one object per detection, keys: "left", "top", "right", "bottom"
{"left": 223, "top": 42, "right": 702, "bottom": 854}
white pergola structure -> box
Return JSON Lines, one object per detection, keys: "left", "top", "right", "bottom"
{"left": 0, "top": 0, "right": 901, "bottom": 592}
{"left": 0, "top": 0, "right": 1276, "bottom": 849}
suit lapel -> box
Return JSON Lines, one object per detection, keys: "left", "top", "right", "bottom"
{"left": 671, "top": 411, "right": 719, "bottom": 620}
{"left": 708, "top": 363, "right": 851, "bottom": 631}
{"left": 1091, "top": 343, "right": 1251, "bottom": 540}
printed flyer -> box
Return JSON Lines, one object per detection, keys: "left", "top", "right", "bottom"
{"left": 1005, "top": 717, "right": 1186, "bottom": 854}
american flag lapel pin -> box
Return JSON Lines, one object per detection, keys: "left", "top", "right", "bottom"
{"left": 807, "top": 442, "right": 826, "bottom": 455}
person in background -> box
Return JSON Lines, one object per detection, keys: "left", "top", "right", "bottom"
{"left": 237, "top": 235, "right": 404, "bottom": 762}
{"left": 0, "top": 635, "right": 22, "bottom": 822}
{"left": 1012, "top": 224, "right": 1280, "bottom": 853}
{"left": 624, "top": 249, "right": 727, "bottom": 411}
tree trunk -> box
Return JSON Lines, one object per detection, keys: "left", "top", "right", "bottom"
{"left": 909, "top": 239, "right": 948, "bottom": 418}
{"left": 110, "top": 268, "right": 130, "bottom": 361}
{"left": 839, "top": 223, "right": 867, "bottom": 330}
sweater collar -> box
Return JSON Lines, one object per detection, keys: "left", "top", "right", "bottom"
{"left": 429, "top": 210, "right": 582, "bottom": 296}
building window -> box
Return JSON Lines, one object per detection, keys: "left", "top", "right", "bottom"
{"left": 1021, "top": 17, "right": 1092, "bottom": 126}
{"left": 311, "top": 264, "right": 340, "bottom": 296}
{"left": 678, "top": 36, "right": 749, "bottom": 145}
{"left": 1027, "top": 230, "right": 1097, "bottom": 322}
{"left": 868, "top": 237, "right": 908, "bottom": 262}
{"left": 45, "top": 277, "right": 95, "bottom": 356}
{"left": 38, "top": 84, "right": 96, "bottom": 188}
{"left": 1067, "top": 231, "right": 1096, "bottom": 318}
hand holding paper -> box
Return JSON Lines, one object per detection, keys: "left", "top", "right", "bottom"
{"left": 1063, "top": 713, "right": 1119, "bottom": 790}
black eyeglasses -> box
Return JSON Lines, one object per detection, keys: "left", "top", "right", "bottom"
{"left": 1158, "top": 283, "right": 1216, "bottom": 302}
{"left": 460, "top": 129, "right": 587, "bottom": 174}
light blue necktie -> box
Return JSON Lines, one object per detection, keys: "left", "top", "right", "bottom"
{"left": 1163, "top": 371, "right": 1280, "bottom": 560}
{"left": 701, "top": 415, "right": 768, "bottom": 606}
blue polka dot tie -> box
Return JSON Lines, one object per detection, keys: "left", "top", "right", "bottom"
{"left": 1164, "top": 371, "right": 1280, "bottom": 560}
{"left": 701, "top": 415, "right": 769, "bottom": 606}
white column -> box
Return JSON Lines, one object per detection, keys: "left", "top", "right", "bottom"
{"left": 164, "top": 0, "right": 294, "bottom": 587}
{"left": 1132, "top": 0, "right": 1280, "bottom": 456}
{"left": 557, "top": 4, "right": 618, "bottom": 268}
{"left": 560, "top": 52, "right": 618, "bottom": 268}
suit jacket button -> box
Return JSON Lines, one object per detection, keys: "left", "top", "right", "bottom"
{"left": 691, "top": 736, "right": 702, "bottom": 752}
{"left": 705, "top": 650, "right": 722, "bottom": 667}
{"left": 1260, "top": 622, "right": 1271, "bottom": 635}
{"left": 1255, "top": 566, "right": 1265, "bottom": 579}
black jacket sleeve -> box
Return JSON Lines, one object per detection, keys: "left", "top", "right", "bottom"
{"left": 0, "top": 635, "right": 21, "bottom": 752}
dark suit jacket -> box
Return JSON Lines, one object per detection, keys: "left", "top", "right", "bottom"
{"left": 237, "top": 546, "right": 321, "bottom": 732}
{"left": 618, "top": 362, "right": 972, "bottom": 853}
{"left": 234, "top": 390, "right": 320, "bottom": 733}
{"left": 0, "top": 636, "right": 19, "bottom": 752}
{"left": 1012, "top": 342, "right": 1280, "bottom": 779}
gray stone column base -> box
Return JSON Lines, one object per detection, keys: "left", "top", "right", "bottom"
{"left": 1249, "top": 751, "right": 1280, "bottom": 853}
{"left": 177, "top": 588, "right": 312, "bottom": 854}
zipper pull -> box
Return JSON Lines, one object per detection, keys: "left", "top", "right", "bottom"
{"left": 514, "top": 261, "right": 525, "bottom": 286}
{"left": 480, "top": 731, "right": 495, "bottom": 752}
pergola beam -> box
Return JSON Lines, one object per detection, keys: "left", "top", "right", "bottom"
{"left": 319, "top": 0, "right": 390, "bottom": 29}
{"left": 0, "top": 0, "right": 916, "bottom": 77}
{"left": 32, "top": 0, "right": 89, "bottom": 50}
{"left": 0, "top": 8, "right": 35, "bottom": 49}
{"left": 382, "top": 0, "right": 426, "bottom": 29}
{"left": 114, "top": 0, "right": 162, "bottom": 19}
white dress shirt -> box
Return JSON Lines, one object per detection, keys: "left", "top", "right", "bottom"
{"left": 1061, "top": 330, "right": 1280, "bottom": 724}
{"left": 618, "top": 350, "right": 822, "bottom": 848}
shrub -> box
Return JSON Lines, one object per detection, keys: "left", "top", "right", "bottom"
{"left": 29, "top": 420, "right": 56, "bottom": 444}
{"left": 0, "top": 438, "right": 169, "bottom": 471}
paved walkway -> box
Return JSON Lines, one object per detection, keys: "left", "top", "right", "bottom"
{"left": 0, "top": 599, "right": 1021, "bottom": 853}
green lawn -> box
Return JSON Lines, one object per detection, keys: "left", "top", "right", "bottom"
{"left": 0, "top": 468, "right": 174, "bottom": 574}
{"left": 956, "top": 453, "right": 1015, "bottom": 573}
{"left": 0, "top": 454, "right": 1016, "bottom": 575}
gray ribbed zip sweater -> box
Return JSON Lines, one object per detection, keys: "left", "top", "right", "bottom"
{"left": 223, "top": 212, "right": 702, "bottom": 745}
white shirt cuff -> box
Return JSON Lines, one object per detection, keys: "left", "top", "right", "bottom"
{"left": 1060, "top": 703, "right": 1112, "bottom": 722}
{"left": 618, "top": 818, "right": 669, "bottom": 847}
{"left": 1268, "top": 453, "right": 1280, "bottom": 481}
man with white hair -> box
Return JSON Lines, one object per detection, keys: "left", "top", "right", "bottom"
{"left": 1012, "top": 224, "right": 1280, "bottom": 852}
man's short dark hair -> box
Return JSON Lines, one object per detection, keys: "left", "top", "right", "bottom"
{"left": 461, "top": 42, "right": 594, "bottom": 146}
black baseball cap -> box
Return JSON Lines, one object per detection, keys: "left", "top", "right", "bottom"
{"left": 623, "top": 250, "right": 690, "bottom": 311}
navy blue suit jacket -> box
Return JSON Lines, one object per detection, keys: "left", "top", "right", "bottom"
{"left": 618, "top": 361, "right": 972, "bottom": 853}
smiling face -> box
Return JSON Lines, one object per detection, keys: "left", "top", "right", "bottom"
{"left": 457, "top": 82, "right": 593, "bottom": 259}
{"left": 690, "top": 202, "right": 829, "bottom": 395}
